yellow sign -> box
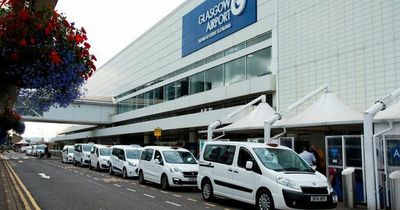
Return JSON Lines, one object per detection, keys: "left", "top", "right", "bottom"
{"left": 154, "top": 127, "right": 162, "bottom": 137}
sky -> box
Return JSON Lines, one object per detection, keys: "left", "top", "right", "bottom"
{"left": 23, "top": 0, "right": 186, "bottom": 140}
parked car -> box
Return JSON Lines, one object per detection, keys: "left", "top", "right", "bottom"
{"left": 61, "top": 145, "right": 74, "bottom": 163}
{"left": 35, "top": 144, "right": 47, "bottom": 157}
{"left": 25, "top": 146, "right": 32, "bottom": 156}
{"left": 89, "top": 145, "right": 111, "bottom": 170}
{"left": 31, "top": 145, "right": 37, "bottom": 156}
{"left": 137, "top": 146, "right": 198, "bottom": 190}
{"left": 109, "top": 145, "right": 143, "bottom": 178}
{"left": 73, "top": 143, "right": 93, "bottom": 166}
{"left": 197, "top": 141, "right": 337, "bottom": 210}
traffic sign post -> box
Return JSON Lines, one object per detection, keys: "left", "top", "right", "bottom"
{"left": 154, "top": 127, "right": 162, "bottom": 145}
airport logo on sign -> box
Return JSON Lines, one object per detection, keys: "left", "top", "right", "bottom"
{"left": 182, "top": 0, "right": 257, "bottom": 57}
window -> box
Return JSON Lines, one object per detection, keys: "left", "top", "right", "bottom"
{"left": 206, "top": 52, "right": 223, "bottom": 63}
{"left": 246, "top": 32, "right": 271, "bottom": 47}
{"left": 205, "top": 65, "right": 223, "bottom": 91}
{"left": 154, "top": 150, "right": 163, "bottom": 164}
{"left": 154, "top": 87, "right": 164, "bottom": 104}
{"left": 136, "top": 94, "right": 145, "bottom": 109}
{"left": 140, "top": 149, "right": 153, "bottom": 161}
{"left": 203, "top": 145, "right": 236, "bottom": 165}
{"left": 83, "top": 145, "right": 92, "bottom": 152}
{"left": 246, "top": 48, "right": 271, "bottom": 79}
{"left": 119, "top": 149, "right": 125, "bottom": 160}
{"left": 176, "top": 78, "right": 189, "bottom": 98}
{"left": 224, "top": 42, "right": 245, "bottom": 56}
{"left": 237, "top": 147, "right": 261, "bottom": 174}
{"left": 100, "top": 148, "right": 111, "bottom": 156}
{"left": 253, "top": 148, "right": 313, "bottom": 172}
{"left": 162, "top": 151, "right": 197, "bottom": 164}
{"left": 144, "top": 91, "right": 154, "bottom": 106}
{"left": 165, "top": 82, "right": 175, "bottom": 101}
{"left": 224, "top": 57, "right": 245, "bottom": 85}
{"left": 126, "top": 149, "right": 142, "bottom": 159}
{"left": 189, "top": 72, "right": 205, "bottom": 95}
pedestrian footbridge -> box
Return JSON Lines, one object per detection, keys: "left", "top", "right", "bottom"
{"left": 18, "top": 96, "right": 114, "bottom": 125}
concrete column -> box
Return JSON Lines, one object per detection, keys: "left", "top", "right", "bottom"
{"left": 189, "top": 131, "right": 197, "bottom": 144}
{"left": 144, "top": 135, "right": 150, "bottom": 145}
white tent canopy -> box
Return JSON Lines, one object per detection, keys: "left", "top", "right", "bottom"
{"left": 216, "top": 103, "right": 276, "bottom": 132}
{"left": 375, "top": 101, "right": 400, "bottom": 121}
{"left": 274, "top": 92, "right": 363, "bottom": 128}
{"left": 14, "top": 139, "right": 29, "bottom": 145}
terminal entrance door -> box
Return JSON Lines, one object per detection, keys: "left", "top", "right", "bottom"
{"left": 378, "top": 135, "right": 400, "bottom": 208}
{"left": 278, "top": 137, "right": 294, "bottom": 149}
{"left": 325, "top": 135, "right": 366, "bottom": 203}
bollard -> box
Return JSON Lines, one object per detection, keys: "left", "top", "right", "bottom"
{"left": 342, "top": 167, "right": 356, "bottom": 208}
{"left": 389, "top": 170, "right": 400, "bottom": 210}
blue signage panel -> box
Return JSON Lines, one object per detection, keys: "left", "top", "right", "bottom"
{"left": 182, "top": 0, "right": 257, "bottom": 57}
{"left": 387, "top": 140, "right": 400, "bottom": 167}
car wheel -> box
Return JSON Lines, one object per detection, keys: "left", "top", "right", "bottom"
{"left": 109, "top": 165, "right": 114, "bottom": 175}
{"left": 97, "top": 162, "right": 100, "bottom": 170}
{"left": 123, "top": 168, "right": 128, "bottom": 179}
{"left": 256, "top": 189, "right": 275, "bottom": 210}
{"left": 89, "top": 162, "right": 93, "bottom": 170}
{"left": 138, "top": 170, "right": 146, "bottom": 184}
{"left": 73, "top": 159, "right": 76, "bottom": 166}
{"left": 161, "top": 174, "right": 169, "bottom": 190}
{"left": 201, "top": 179, "right": 214, "bottom": 201}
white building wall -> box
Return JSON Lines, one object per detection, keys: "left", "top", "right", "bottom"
{"left": 277, "top": 0, "right": 400, "bottom": 114}
{"left": 86, "top": 0, "right": 275, "bottom": 98}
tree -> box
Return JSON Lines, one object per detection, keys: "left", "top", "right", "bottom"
{"left": 0, "top": 0, "right": 96, "bottom": 141}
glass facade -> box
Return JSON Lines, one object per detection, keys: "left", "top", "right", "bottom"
{"left": 246, "top": 48, "right": 272, "bottom": 79}
{"left": 224, "top": 57, "right": 246, "bottom": 85}
{"left": 115, "top": 31, "right": 272, "bottom": 100}
{"left": 190, "top": 72, "right": 205, "bottom": 95}
{"left": 115, "top": 31, "right": 273, "bottom": 114}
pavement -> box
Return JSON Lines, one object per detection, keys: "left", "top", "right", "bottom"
{"left": 0, "top": 150, "right": 367, "bottom": 210}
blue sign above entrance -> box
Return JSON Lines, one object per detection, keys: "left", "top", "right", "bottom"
{"left": 182, "top": 0, "right": 257, "bottom": 57}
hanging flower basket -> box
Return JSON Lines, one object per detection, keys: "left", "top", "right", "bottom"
{"left": 0, "top": 0, "right": 96, "bottom": 134}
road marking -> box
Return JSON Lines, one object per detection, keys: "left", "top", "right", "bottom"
{"left": 113, "top": 184, "right": 122, "bottom": 188}
{"left": 150, "top": 187, "right": 156, "bottom": 191}
{"left": 38, "top": 173, "right": 50, "bottom": 179}
{"left": 86, "top": 175, "right": 91, "bottom": 178}
{"left": 131, "top": 183, "right": 137, "bottom": 185}
{"left": 140, "top": 185, "right": 146, "bottom": 188}
{"left": 126, "top": 188, "right": 136, "bottom": 192}
{"left": 94, "top": 178, "right": 99, "bottom": 180}
{"left": 172, "top": 194, "right": 182, "bottom": 198}
{"left": 4, "top": 161, "right": 41, "bottom": 210}
{"left": 204, "top": 203, "right": 216, "bottom": 207}
{"left": 165, "top": 201, "right": 181, "bottom": 207}
{"left": 143, "top": 194, "right": 155, "bottom": 198}
{"left": 160, "top": 191, "right": 168, "bottom": 194}
{"left": 80, "top": 173, "right": 84, "bottom": 175}
{"left": 186, "top": 198, "right": 197, "bottom": 202}
{"left": 18, "top": 161, "right": 23, "bottom": 163}
{"left": 74, "top": 171, "right": 78, "bottom": 173}
{"left": 224, "top": 208, "right": 232, "bottom": 210}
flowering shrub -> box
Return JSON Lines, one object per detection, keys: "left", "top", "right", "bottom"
{"left": 0, "top": 0, "right": 96, "bottom": 112}
{"left": 0, "top": 0, "right": 96, "bottom": 136}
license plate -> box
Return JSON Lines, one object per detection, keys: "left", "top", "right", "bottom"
{"left": 310, "top": 196, "right": 327, "bottom": 202}
{"left": 188, "top": 178, "right": 196, "bottom": 182}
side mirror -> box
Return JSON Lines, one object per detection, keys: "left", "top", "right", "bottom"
{"left": 154, "top": 159, "right": 161, "bottom": 165}
{"left": 245, "top": 160, "right": 253, "bottom": 171}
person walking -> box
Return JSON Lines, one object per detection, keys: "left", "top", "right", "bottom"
{"left": 299, "top": 146, "right": 316, "bottom": 166}
{"left": 311, "top": 144, "right": 326, "bottom": 174}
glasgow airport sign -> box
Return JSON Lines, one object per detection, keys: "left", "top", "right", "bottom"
{"left": 182, "top": 0, "right": 257, "bottom": 57}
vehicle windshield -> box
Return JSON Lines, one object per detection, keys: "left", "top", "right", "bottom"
{"left": 99, "top": 148, "right": 111, "bottom": 156}
{"left": 37, "top": 145, "right": 46, "bottom": 150}
{"left": 68, "top": 148, "right": 74, "bottom": 153}
{"left": 126, "top": 149, "right": 142, "bottom": 159}
{"left": 83, "top": 145, "right": 92, "bottom": 152}
{"left": 253, "top": 148, "right": 314, "bottom": 172}
{"left": 162, "top": 151, "right": 197, "bottom": 164}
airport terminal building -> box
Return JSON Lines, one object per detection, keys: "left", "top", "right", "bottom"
{"left": 53, "top": 0, "right": 400, "bottom": 151}
{"left": 51, "top": 1, "right": 400, "bottom": 205}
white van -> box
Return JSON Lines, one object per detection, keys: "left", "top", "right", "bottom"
{"left": 89, "top": 145, "right": 111, "bottom": 170}
{"left": 73, "top": 143, "right": 93, "bottom": 166}
{"left": 109, "top": 145, "right": 143, "bottom": 178}
{"left": 197, "top": 141, "right": 337, "bottom": 210}
{"left": 137, "top": 146, "right": 198, "bottom": 190}
{"left": 61, "top": 145, "right": 74, "bottom": 163}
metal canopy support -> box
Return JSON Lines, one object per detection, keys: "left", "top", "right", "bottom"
{"left": 207, "top": 95, "right": 266, "bottom": 141}
{"left": 264, "top": 83, "right": 330, "bottom": 143}
{"left": 363, "top": 87, "right": 400, "bottom": 210}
